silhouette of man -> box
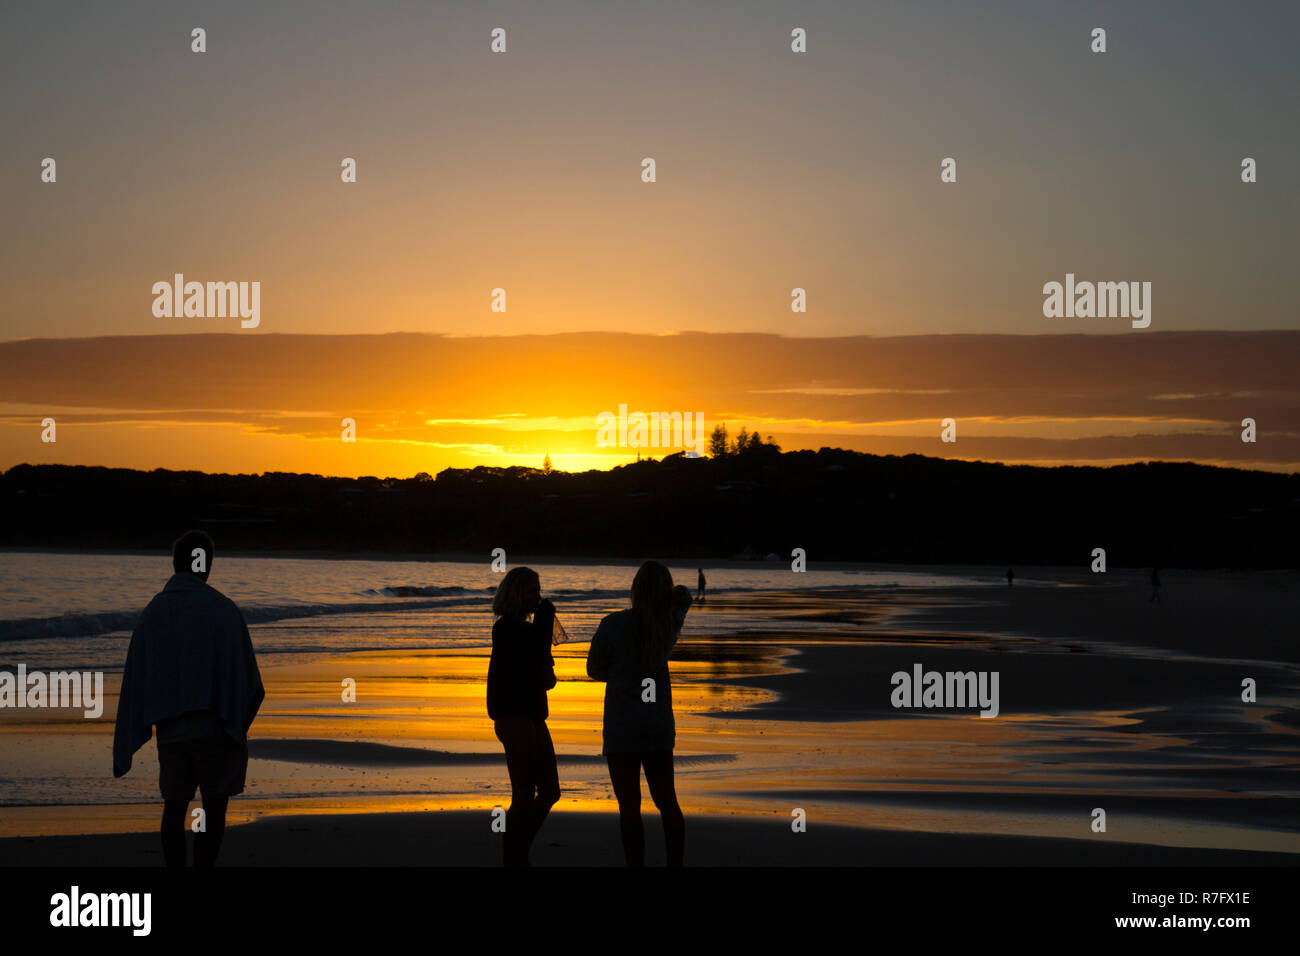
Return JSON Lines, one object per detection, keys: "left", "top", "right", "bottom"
{"left": 1006, "top": 567, "right": 1014, "bottom": 588}
{"left": 697, "top": 568, "right": 706, "bottom": 603}
{"left": 112, "top": 530, "right": 264, "bottom": 867}
{"left": 1150, "top": 567, "right": 1162, "bottom": 604}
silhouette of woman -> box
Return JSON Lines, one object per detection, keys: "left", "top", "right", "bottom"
{"left": 587, "top": 560, "right": 692, "bottom": 866}
{"left": 487, "top": 567, "right": 560, "bottom": 866}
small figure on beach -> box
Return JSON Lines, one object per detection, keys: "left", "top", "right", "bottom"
{"left": 1006, "top": 567, "right": 1014, "bottom": 588}
{"left": 1150, "top": 567, "right": 1162, "bottom": 603}
{"left": 697, "top": 567, "right": 706, "bottom": 603}
{"left": 487, "top": 566, "right": 561, "bottom": 866}
{"left": 112, "top": 530, "right": 264, "bottom": 867}
{"left": 587, "top": 561, "right": 692, "bottom": 866}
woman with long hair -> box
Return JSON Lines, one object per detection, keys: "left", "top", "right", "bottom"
{"left": 487, "top": 566, "right": 560, "bottom": 866}
{"left": 586, "top": 560, "right": 693, "bottom": 866}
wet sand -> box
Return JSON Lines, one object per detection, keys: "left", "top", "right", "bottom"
{"left": 2, "top": 810, "right": 1293, "bottom": 867}
{"left": 2, "top": 566, "right": 1298, "bottom": 865}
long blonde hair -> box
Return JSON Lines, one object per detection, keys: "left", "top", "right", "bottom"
{"left": 493, "top": 567, "right": 538, "bottom": 621}
{"left": 629, "top": 560, "right": 676, "bottom": 666}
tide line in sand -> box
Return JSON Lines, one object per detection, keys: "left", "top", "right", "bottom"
{"left": 249, "top": 738, "right": 737, "bottom": 768}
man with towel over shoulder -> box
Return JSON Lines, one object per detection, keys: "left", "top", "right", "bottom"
{"left": 112, "top": 530, "right": 264, "bottom": 867}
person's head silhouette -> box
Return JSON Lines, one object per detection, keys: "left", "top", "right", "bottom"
{"left": 172, "top": 529, "right": 215, "bottom": 583}
{"left": 494, "top": 566, "right": 541, "bottom": 621}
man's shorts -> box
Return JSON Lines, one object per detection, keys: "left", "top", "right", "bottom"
{"left": 157, "top": 734, "right": 249, "bottom": 801}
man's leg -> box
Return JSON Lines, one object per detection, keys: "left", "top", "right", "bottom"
{"left": 160, "top": 798, "right": 189, "bottom": 867}
{"left": 189, "top": 733, "right": 246, "bottom": 867}
{"left": 194, "top": 792, "right": 229, "bottom": 868}
{"left": 157, "top": 740, "right": 195, "bottom": 867}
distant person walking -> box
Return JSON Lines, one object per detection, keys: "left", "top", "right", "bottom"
{"left": 487, "top": 567, "right": 561, "bottom": 866}
{"left": 112, "top": 530, "right": 264, "bottom": 867}
{"left": 587, "top": 561, "right": 692, "bottom": 866}
{"left": 1006, "top": 567, "right": 1014, "bottom": 588}
{"left": 697, "top": 568, "right": 706, "bottom": 603}
{"left": 1150, "top": 567, "right": 1162, "bottom": 603}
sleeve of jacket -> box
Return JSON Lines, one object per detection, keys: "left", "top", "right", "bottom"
{"left": 239, "top": 609, "right": 265, "bottom": 735}
{"left": 112, "top": 601, "right": 156, "bottom": 778}
{"left": 533, "top": 602, "right": 557, "bottom": 690}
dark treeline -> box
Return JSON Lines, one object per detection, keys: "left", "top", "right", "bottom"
{"left": 1, "top": 449, "right": 1297, "bottom": 568}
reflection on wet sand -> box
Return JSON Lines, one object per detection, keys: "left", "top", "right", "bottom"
{"left": 3, "top": 578, "right": 1299, "bottom": 860}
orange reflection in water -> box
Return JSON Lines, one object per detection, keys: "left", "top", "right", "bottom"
{"left": 3, "top": 638, "right": 1298, "bottom": 858}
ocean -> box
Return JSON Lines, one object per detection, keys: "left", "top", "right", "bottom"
{"left": 0, "top": 552, "right": 1016, "bottom": 670}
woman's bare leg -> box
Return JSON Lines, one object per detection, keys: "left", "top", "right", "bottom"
{"left": 495, "top": 717, "right": 540, "bottom": 866}
{"left": 606, "top": 752, "right": 645, "bottom": 866}
{"left": 643, "top": 750, "right": 684, "bottom": 867}
{"left": 524, "top": 719, "right": 561, "bottom": 856}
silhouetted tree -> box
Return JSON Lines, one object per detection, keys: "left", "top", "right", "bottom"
{"left": 734, "top": 427, "right": 749, "bottom": 453}
{"left": 708, "top": 424, "right": 729, "bottom": 458}
{"left": 542, "top": 454, "right": 553, "bottom": 475}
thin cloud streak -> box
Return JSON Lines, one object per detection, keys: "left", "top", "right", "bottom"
{"left": 1, "top": 331, "right": 1296, "bottom": 474}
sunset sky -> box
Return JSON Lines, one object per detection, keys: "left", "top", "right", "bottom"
{"left": 4, "top": 331, "right": 1297, "bottom": 474}
{"left": 2, "top": 1, "right": 1297, "bottom": 475}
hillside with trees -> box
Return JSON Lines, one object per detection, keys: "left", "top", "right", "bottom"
{"left": 2, "top": 443, "right": 1296, "bottom": 567}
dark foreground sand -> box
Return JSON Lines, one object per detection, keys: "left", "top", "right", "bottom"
{"left": 1, "top": 810, "right": 1294, "bottom": 867}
